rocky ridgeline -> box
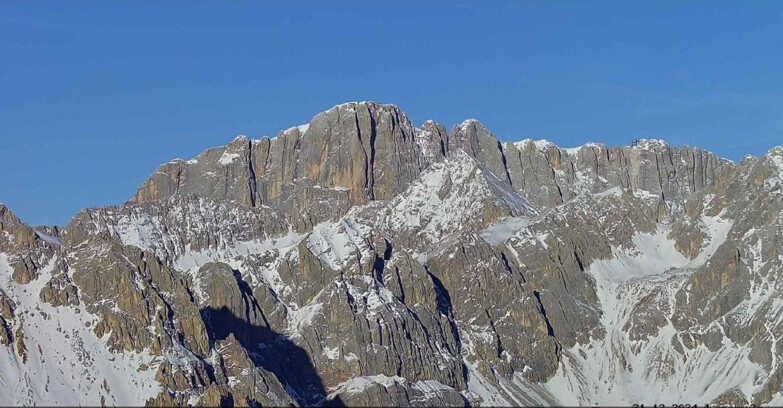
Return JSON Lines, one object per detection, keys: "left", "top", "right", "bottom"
{"left": 1, "top": 101, "right": 782, "bottom": 406}
{"left": 132, "top": 102, "right": 728, "bottom": 228}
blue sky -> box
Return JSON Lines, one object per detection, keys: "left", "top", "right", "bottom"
{"left": 2, "top": 2, "right": 783, "bottom": 226}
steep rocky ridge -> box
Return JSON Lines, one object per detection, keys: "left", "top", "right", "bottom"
{"left": 132, "top": 102, "right": 435, "bottom": 231}
{"left": 133, "top": 102, "right": 729, "bottom": 230}
{"left": 1, "top": 101, "right": 782, "bottom": 406}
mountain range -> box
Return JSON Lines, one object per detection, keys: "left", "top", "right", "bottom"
{"left": 2, "top": 101, "right": 783, "bottom": 406}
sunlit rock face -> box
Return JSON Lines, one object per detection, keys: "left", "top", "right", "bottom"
{"left": 2, "top": 101, "right": 783, "bottom": 406}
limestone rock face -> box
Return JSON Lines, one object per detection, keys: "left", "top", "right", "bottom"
{"left": 464, "top": 135, "right": 729, "bottom": 213}
{"left": 132, "top": 102, "right": 432, "bottom": 231}
{"left": 1, "top": 102, "right": 783, "bottom": 407}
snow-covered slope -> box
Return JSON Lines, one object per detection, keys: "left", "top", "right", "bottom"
{"left": 0, "top": 254, "right": 159, "bottom": 406}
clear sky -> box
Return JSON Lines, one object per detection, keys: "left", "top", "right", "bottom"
{"left": 2, "top": 2, "right": 783, "bottom": 226}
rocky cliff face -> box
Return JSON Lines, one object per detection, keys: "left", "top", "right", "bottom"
{"left": 1, "top": 101, "right": 782, "bottom": 406}
{"left": 131, "top": 103, "right": 435, "bottom": 231}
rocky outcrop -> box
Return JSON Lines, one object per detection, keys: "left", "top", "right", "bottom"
{"left": 0, "top": 290, "right": 14, "bottom": 346}
{"left": 0, "top": 204, "right": 61, "bottom": 290}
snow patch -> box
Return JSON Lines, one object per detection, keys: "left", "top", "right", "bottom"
{"left": 563, "top": 142, "right": 602, "bottom": 156}
{"left": 512, "top": 138, "right": 556, "bottom": 151}
{"left": 218, "top": 151, "right": 241, "bottom": 165}
{"left": 480, "top": 217, "right": 531, "bottom": 246}
{"left": 590, "top": 226, "right": 688, "bottom": 284}
{"left": 329, "top": 374, "right": 406, "bottom": 396}
{"left": 632, "top": 139, "right": 669, "bottom": 150}
{"left": 328, "top": 374, "right": 457, "bottom": 401}
{"left": 323, "top": 346, "right": 339, "bottom": 360}
{"left": 767, "top": 146, "right": 783, "bottom": 180}
{"left": 533, "top": 139, "right": 555, "bottom": 150}
{"left": 174, "top": 230, "right": 305, "bottom": 301}
{"left": 594, "top": 186, "right": 623, "bottom": 198}
{"left": 288, "top": 302, "right": 323, "bottom": 333}
{"left": 33, "top": 230, "right": 62, "bottom": 246}
{"left": 306, "top": 218, "right": 371, "bottom": 271}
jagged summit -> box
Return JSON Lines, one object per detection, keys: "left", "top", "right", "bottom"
{"left": 0, "top": 204, "right": 21, "bottom": 226}
{"left": 131, "top": 102, "right": 732, "bottom": 222}
{"left": 631, "top": 137, "right": 669, "bottom": 148}
{"left": 155, "top": 102, "right": 734, "bottom": 184}
{"left": 456, "top": 118, "right": 484, "bottom": 128}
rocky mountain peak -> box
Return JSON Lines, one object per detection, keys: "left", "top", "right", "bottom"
{"left": 0, "top": 204, "right": 21, "bottom": 226}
